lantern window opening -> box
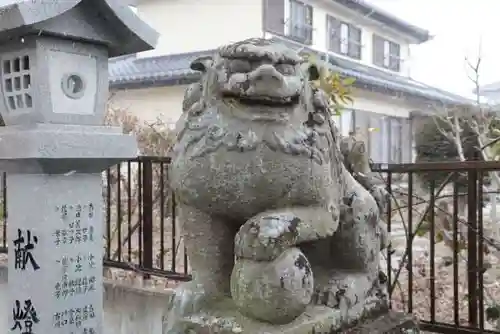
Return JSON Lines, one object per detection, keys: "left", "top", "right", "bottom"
{"left": 1, "top": 54, "right": 33, "bottom": 112}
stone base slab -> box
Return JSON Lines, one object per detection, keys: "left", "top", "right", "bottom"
{"left": 164, "top": 296, "right": 395, "bottom": 334}
{"left": 343, "top": 312, "right": 419, "bottom": 333}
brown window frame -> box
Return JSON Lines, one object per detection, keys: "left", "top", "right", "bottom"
{"left": 326, "top": 15, "right": 362, "bottom": 60}
{"left": 372, "top": 34, "right": 401, "bottom": 72}
{"left": 288, "top": 0, "right": 314, "bottom": 45}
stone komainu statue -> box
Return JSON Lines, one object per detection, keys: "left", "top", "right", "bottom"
{"left": 167, "top": 38, "right": 389, "bottom": 332}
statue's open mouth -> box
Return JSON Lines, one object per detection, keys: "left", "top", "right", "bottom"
{"left": 224, "top": 94, "right": 300, "bottom": 107}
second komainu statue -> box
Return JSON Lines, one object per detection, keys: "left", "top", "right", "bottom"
{"left": 166, "top": 38, "right": 389, "bottom": 333}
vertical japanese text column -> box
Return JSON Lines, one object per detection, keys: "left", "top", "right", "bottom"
{"left": 8, "top": 174, "right": 103, "bottom": 334}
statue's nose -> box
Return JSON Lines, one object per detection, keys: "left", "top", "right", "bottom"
{"left": 248, "top": 64, "right": 285, "bottom": 85}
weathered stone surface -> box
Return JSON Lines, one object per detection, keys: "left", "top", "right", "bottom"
{"left": 166, "top": 38, "right": 391, "bottom": 332}
{"left": 231, "top": 247, "right": 314, "bottom": 324}
{"left": 164, "top": 299, "right": 392, "bottom": 334}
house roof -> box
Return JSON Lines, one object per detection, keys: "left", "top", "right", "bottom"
{"left": 475, "top": 81, "right": 500, "bottom": 95}
{"left": 109, "top": 51, "right": 204, "bottom": 88}
{"left": 109, "top": 39, "right": 471, "bottom": 106}
{"left": 332, "top": 0, "right": 430, "bottom": 43}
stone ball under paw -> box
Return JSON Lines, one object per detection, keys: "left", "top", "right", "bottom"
{"left": 230, "top": 247, "right": 314, "bottom": 324}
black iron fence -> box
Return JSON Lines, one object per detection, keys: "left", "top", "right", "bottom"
{"left": 0, "top": 156, "right": 191, "bottom": 282}
{"left": 372, "top": 160, "right": 500, "bottom": 334}
{"left": 102, "top": 156, "right": 191, "bottom": 282}
{"left": 0, "top": 157, "right": 500, "bottom": 332}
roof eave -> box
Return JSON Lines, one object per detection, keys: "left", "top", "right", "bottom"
{"left": 109, "top": 73, "right": 201, "bottom": 90}
{"left": 332, "top": 0, "right": 431, "bottom": 44}
{"left": 110, "top": 73, "right": 470, "bottom": 106}
{"left": 475, "top": 84, "right": 500, "bottom": 95}
{"left": 108, "top": 38, "right": 470, "bottom": 106}
{"left": 414, "top": 32, "right": 432, "bottom": 44}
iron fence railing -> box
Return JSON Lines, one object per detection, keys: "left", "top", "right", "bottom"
{"left": 0, "top": 156, "right": 191, "bottom": 282}
{"left": 102, "top": 156, "right": 190, "bottom": 281}
{"left": 372, "top": 160, "right": 500, "bottom": 334}
{"left": 1, "top": 157, "right": 500, "bottom": 332}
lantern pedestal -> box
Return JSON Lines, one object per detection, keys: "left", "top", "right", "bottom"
{"left": 2, "top": 125, "right": 137, "bottom": 334}
{"left": 0, "top": 124, "right": 137, "bottom": 174}
{"left": 0, "top": 1, "right": 158, "bottom": 333}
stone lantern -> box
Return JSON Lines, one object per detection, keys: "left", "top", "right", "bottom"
{"left": 0, "top": 1, "right": 158, "bottom": 333}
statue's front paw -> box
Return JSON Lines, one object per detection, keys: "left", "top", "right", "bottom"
{"left": 235, "top": 213, "right": 301, "bottom": 261}
{"left": 230, "top": 247, "right": 314, "bottom": 324}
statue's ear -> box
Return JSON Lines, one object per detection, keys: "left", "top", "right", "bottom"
{"left": 307, "top": 63, "right": 320, "bottom": 81}
{"left": 190, "top": 56, "right": 213, "bottom": 73}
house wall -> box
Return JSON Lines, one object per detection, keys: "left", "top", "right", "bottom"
{"left": 350, "top": 89, "right": 414, "bottom": 118}
{"left": 109, "top": 86, "right": 186, "bottom": 128}
{"left": 340, "top": 88, "right": 419, "bottom": 163}
{"left": 127, "top": 0, "right": 426, "bottom": 163}
{"left": 110, "top": 85, "right": 420, "bottom": 163}
{"left": 110, "top": 85, "right": 417, "bottom": 124}
{"left": 135, "top": 0, "right": 413, "bottom": 76}
{"left": 135, "top": 0, "right": 263, "bottom": 56}
{"left": 274, "top": 0, "right": 412, "bottom": 77}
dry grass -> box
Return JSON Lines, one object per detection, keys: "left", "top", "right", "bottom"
{"left": 388, "top": 249, "right": 500, "bottom": 331}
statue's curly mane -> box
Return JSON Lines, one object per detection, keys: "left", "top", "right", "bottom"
{"left": 177, "top": 70, "right": 341, "bottom": 166}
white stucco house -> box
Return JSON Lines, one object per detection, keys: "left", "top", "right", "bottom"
{"left": 109, "top": 0, "right": 472, "bottom": 164}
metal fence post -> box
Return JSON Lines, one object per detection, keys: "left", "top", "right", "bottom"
{"left": 467, "top": 168, "right": 479, "bottom": 327}
{"left": 142, "top": 158, "right": 154, "bottom": 280}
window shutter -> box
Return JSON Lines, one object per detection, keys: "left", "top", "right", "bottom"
{"left": 304, "top": 4, "right": 313, "bottom": 44}
{"left": 372, "top": 34, "right": 385, "bottom": 66}
{"left": 264, "top": 0, "right": 285, "bottom": 35}
{"left": 327, "top": 16, "right": 341, "bottom": 53}
{"left": 389, "top": 42, "right": 400, "bottom": 58}
{"left": 353, "top": 110, "right": 370, "bottom": 150}
{"left": 381, "top": 118, "right": 390, "bottom": 163}
{"left": 348, "top": 25, "right": 362, "bottom": 59}
{"left": 353, "top": 110, "right": 369, "bottom": 132}
{"left": 389, "top": 118, "right": 402, "bottom": 163}
{"left": 369, "top": 114, "right": 384, "bottom": 163}
{"left": 341, "top": 110, "right": 355, "bottom": 136}
{"left": 401, "top": 118, "right": 412, "bottom": 163}
{"left": 389, "top": 42, "right": 401, "bottom": 71}
{"left": 289, "top": 1, "right": 313, "bottom": 44}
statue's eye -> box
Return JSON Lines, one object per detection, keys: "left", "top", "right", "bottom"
{"left": 229, "top": 59, "right": 251, "bottom": 73}
{"left": 276, "top": 64, "right": 295, "bottom": 75}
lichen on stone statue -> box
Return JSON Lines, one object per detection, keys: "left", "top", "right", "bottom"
{"left": 167, "top": 38, "right": 390, "bottom": 333}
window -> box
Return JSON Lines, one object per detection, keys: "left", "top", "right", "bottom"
{"left": 332, "top": 109, "right": 354, "bottom": 137}
{"left": 288, "top": 0, "right": 313, "bottom": 44}
{"left": 389, "top": 118, "right": 402, "bottom": 163}
{"left": 368, "top": 115, "right": 404, "bottom": 163}
{"left": 327, "top": 16, "right": 362, "bottom": 59}
{"left": 263, "top": 0, "right": 286, "bottom": 35}
{"left": 372, "top": 35, "right": 401, "bottom": 72}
